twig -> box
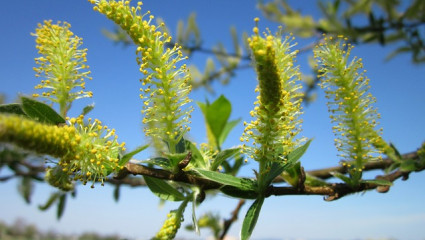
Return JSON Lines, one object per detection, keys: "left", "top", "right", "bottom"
{"left": 219, "top": 199, "right": 246, "bottom": 240}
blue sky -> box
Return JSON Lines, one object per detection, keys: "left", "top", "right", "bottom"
{"left": 1, "top": 1, "right": 425, "bottom": 239}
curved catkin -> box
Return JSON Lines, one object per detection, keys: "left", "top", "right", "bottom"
{"left": 0, "top": 114, "right": 126, "bottom": 188}
{"left": 0, "top": 114, "right": 76, "bottom": 157}
{"left": 153, "top": 210, "right": 181, "bottom": 240}
{"left": 89, "top": 0, "right": 193, "bottom": 152}
{"left": 314, "top": 35, "right": 383, "bottom": 183}
{"left": 241, "top": 21, "right": 304, "bottom": 165}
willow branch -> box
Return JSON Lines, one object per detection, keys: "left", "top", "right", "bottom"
{"left": 219, "top": 199, "right": 246, "bottom": 240}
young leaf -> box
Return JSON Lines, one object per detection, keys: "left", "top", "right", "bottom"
{"left": 267, "top": 161, "right": 297, "bottom": 187}
{"left": 81, "top": 103, "right": 95, "bottom": 116}
{"left": 210, "top": 147, "right": 240, "bottom": 171}
{"left": 287, "top": 139, "right": 312, "bottom": 163}
{"left": 0, "top": 103, "right": 26, "bottom": 116}
{"left": 144, "top": 176, "right": 186, "bottom": 201}
{"left": 241, "top": 197, "right": 264, "bottom": 240}
{"left": 18, "top": 177, "right": 33, "bottom": 204}
{"left": 362, "top": 179, "right": 393, "bottom": 186}
{"left": 142, "top": 157, "right": 172, "bottom": 169}
{"left": 192, "top": 189, "right": 200, "bottom": 234}
{"left": 185, "top": 139, "right": 205, "bottom": 168}
{"left": 113, "top": 185, "right": 120, "bottom": 202}
{"left": 21, "top": 96, "right": 65, "bottom": 125}
{"left": 198, "top": 95, "right": 232, "bottom": 148}
{"left": 218, "top": 118, "right": 241, "bottom": 146}
{"left": 38, "top": 192, "right": 61, "bottom": 211}
{"left": 195, "top": 169, "right": 256, "bottom": 191}
{"left": 220, "top": 186, "right": 257, "bottom": 199}
{"left": 331, "top": 171, "right": 353, "bottom": 185}
{"left": 267, "top": 162, "right": 301, "bottom": 187}
{"left": 175, "top": 136, "right": 187, "bottom": 153}
{"left": 119, "top": 144, "right": 149, "bottom": 166}
{"left": 57, "top": 194, "right": 67, "bottom": 220}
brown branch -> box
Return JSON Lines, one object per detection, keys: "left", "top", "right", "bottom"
{"left": 219, "top": 199, "right": 246, "bottom": 240}
{"left": 117, "top": 162, "right": 222, "bottom": 190}
{"left": 268, "top": 164, "right": 419, "bottom": 201}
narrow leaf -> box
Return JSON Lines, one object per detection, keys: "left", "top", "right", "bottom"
{"left": 39, "top": 192, "right": 61, "bottom": 210}
{"left": 287, "top": 139, "right": 312, "bottom": 163}
{"left": 18, "top": 177, "right": 33, "bottom": 204}
{"left": 331, "top": 171, "right": 352, "bottom": 185}
{"left": 113, "top": 185, "right": 120, "bottom": 202}
{"left": 142, "top": 157, "right": 172, "bottom": 169}
{"left": 218, "top": 118, "right": 241, "bottom": 146}
{"left": 0, "top": 103, "right": 26, "bottom": 116}
{"left": 241, "top": 197, "right": 264, "bottom": 240}
{"left": 220, "top": 186, "right": 257, "bottom": 199}
{"left": 119, "top": 144, "right": 149, "bottom": 166}
{"left": 207, "top": 95, "right": 231, "bottom": 144}
{"left": 211, "top": 147, "right": 240, "bottom": 171}
{"left": 144, "top": 176, "right": 185, "bottom": 201}
{"left": 195, "top": 169, "right": 255, "bottom": 191}
{"left": 57, "top": 194, "right": 66, "bottom": 220}
{"left": 185, "top": 140, "right": 205, "bottom": 168}
{"left": 192, "top": 190, "right": 200, "bottom": 234}
{"left": 21, "top": 97, "right": 65, "bottom": 125}
{"left": 81, "top": 104, "right": 95, "bottom": 116}
{"left": 265, "top": 162, "right": 292, "bottom": 187}
{"left": 362, "top": 179, "right": 393, "bottom": 186}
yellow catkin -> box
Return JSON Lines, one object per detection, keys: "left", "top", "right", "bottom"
{"left": 32, "top": 20, "right": 93, "bottom": 117}
{"left": 242, "top": 21, "right": 304, "bottom": 164}
{"left": 0, "top": 114, "right": 125, "bottom": 189}
{"left": 89, "top": 0, "right": 192, "bottom": 152}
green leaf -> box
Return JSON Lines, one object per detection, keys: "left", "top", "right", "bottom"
{"left": 278, "top": 162, "right": 301, "bottom": 187}
{"left": 119, "top": 144, "right": 149, "bottom": 166}
{"left": 142, "top": 157, "right": 172, "bottom": 169}
{"left": 362, "top": 179, "right": 393, "bottom": 186}
{"left": 265, "top": 140, "right": 311, "bottom": 187}
{"left": 192, "top": 189, "right": 200, "bottom": 234}
{"left": 0, "top": 103, "right": 26, "bottom": 116}
{"left": 198, "top": 95, "right": 232, "bottom": 148}
{"left": 175, "top": 136, "right": 187, "bottom": 153}
{"left": 220, "top": 186, "right": 257, "bottom": 199}
{"left": 400, "top": 159, "right": 417, "bottom": 172}
{"left": 241, "top": 197, "right": 264, "bottom": 240}
{"left": 18, "top": 177, "right": 33, "bottom": 204}
{"left": 21, "top": 97, "right": 65, "bottom": 125}
{"left": 57, "top": 194, "right": 66, "bottom": 220}
{"left": 331, "top": 171, "right": 353, "bottom": 185}
{"left": 144, "top": 176, "right": 185, "bottom": 201}
{"left": 166, "top": 152, "right": 188, "bottom": 167}
{"left": 81, "top": 104, "right": 95, "bottom": 116}
{"left": 287, "top": 139, "right": 312, "bottom": 163}
{"left": 218, "top": 118, "right": 241, "bottom": 146}
{"left": 305, "top": 174, "right": 328, "bottom": 187}
{"left": 185, "top": 139, "right": 205, "bottom": 168}
{"left": 195, "top": 169, "right": 256, "bottom": 191}
{"left": 210, "top": 147, "right": 240, "bottom": 171}
{"left": 39, "top": 192, "right": 61, "bottom": 211}
{"left": 264, "top": 162, "right": 293, "bottom": 187}
{"left": 113, "top": 185, "right": 120, "bottom": 202}
{"left": 207, "top": 95, "right": 231, "bottom": 143}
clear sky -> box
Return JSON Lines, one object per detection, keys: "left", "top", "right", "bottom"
{"left": 1, "top": 1, "right": 425, "bottom": 240}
